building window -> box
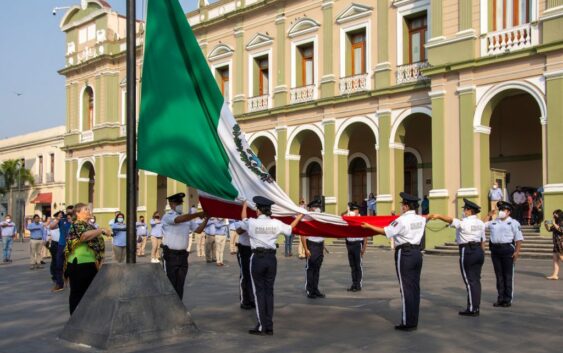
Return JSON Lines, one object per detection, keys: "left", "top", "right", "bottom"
{"left": 493, "top": 0, "right": 530, "bottom": 31}
{"left": 407, "top": 14, "right": 428, "bottom": 64}
{"left": 350, "top": 31, "right": 366, "bottom": 75}
{"left": 298, "top": 44, "right": 314, "bottom": 86}
{"left": 50, "top": 153, "right": 55, "bottom": 180}
{"left": 255, "top": 56, "right": 269, "bottom": 96}
{"left": 216, "top": 66, "right": 230, "bottom": 102}
{"left": 38, "top": 155, "right": 43, "bottom": 182}
{"left": 82, "top": 86, "right": 94, "bottom": 131}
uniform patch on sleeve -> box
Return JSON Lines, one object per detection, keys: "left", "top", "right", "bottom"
{"left": 391, "top": 221, "right": 399, "bottom": 227}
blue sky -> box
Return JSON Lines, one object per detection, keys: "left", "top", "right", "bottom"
{"left": 0, "top": 0, "right": 200, "bottom": 139}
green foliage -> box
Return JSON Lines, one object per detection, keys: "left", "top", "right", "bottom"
{"left": 0, "top": 159, "right": 35, "bottom": 195}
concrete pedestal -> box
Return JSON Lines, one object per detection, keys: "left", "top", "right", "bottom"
{"left": 59, "top": 263, "right": 196, "bottom": 349}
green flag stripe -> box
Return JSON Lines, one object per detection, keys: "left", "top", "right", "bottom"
{"left": 138, "top": 0, "right": 238, "bottom": 200}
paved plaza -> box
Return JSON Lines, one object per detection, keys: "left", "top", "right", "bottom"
{"left": 0, "top": 240, "right": 562, "bottom": 353}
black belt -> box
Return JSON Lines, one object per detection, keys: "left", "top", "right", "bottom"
{"left": 237, "top": 243, "right": 251, "bottom": 249}
{"left": 396, "top": 243, "right": 421, "bottom": 251}
{"left": 460, "top": 241, "right": 481, "bottom": 248}
{"left": 161, "top": 245, "right": 188, "bottom": 254}
{"left": 346, "top": 240, "right": 364, "bottom": 244}
{"left": 490, "top": 243, "right": 513, "bottom": 248}
{"left": 252, "top": 248, "right": 276, "bottom": 254}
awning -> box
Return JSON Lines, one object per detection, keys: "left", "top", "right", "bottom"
{"left": 31, "top": 193, "right": 52, "bottom": 204}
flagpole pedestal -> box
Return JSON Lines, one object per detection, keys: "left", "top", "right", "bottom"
{"left": 59, "top": 263, "right": 197, "bottom": 350}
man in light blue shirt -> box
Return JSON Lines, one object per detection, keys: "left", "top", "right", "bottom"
{"left": 27, "top": 215, "right": 44, "bottom": 269}
{"left": 489, "top": 182, "right": 504, "bottom": 213}
{"left": 1, "top": 215, "right": 17, "bottom": 263}
{"left": 111, "top": 213, "right": 127, "bottom": 263}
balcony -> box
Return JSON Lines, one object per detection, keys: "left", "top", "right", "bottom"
{"left": 80, "top": 130, "right": 94, "bottom": 143}
{"left": 481, "top": 23, "right": 538, "bottom": 56}
{"left": 247, "top": 94, "right": 269, "bottom": 112}
{"left": 396, "top": 61, "right": 430, "bottom": 85}
{"left": 289, "top": 85, "right": 316, "bottom": 104}
{"left": 46, "top": 173, "right": 54, "bottom": 183}
{"left": 339, "top": 73, "right": 368, "bottom": 95}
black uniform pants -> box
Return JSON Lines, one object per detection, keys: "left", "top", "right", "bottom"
{"left": 395, "top": 247, "right": 423, "bottom": 327}
{"left": 346, "top": 240, "right": 363, "bottom": 289}
{"left": 459, "top": 244, "right": 484, "bottom": 311}
{"left": 490, "top": 243, "right": 515, "bottom": 304}
{"left": 306, "top": 240, "right": 324, "bottom": 295}
{"left": 162, "top": 247, "right": 189, "bottom": 300}
{"left": 250, "top": 252, "right": 277, "bottom": 332}
{"left": 237, "top": 244, "right": 254, "bottom": 306}
{"left": 48, "top": 240, "right": 59, "bottom": 282}
{"left": 67, "top": 259, "right": 98, "bottom": 315}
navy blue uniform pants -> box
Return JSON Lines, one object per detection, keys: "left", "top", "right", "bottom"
{"left": 459, "top": 244, "right": 484, "bottom": 311}
{"left": 305, "top": 240, "right": 324, "bottom": 295}
{"left": 346, "top": 240, "right": 363, "bottom": 289}
{"left": 48, "top": 240, "right": 59, "bottom": 282}
{"left": 162, "top": 247, "right": 189, "bottom": 300}
{"left": 250, "top": 252, "right": 277, "bottom": 332}
{"left": 490, "top": 243, "right": 515, "bottom": 304}
{"left": 237, "top": 244, "right": 254, "bottom": 306}
{"left": 395, "top": 247, "right": 423, "bottom": 327}
{"left": 54, "top": 243, "right": 65, "bottom": 288}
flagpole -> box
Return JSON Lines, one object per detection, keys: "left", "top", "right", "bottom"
{"left": 126, "top": 0, "right": 137, "bottom": 264}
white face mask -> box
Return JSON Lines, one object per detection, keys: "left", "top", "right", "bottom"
{"left": 175, "top": 205, "right": 183, "bottom": 214}
{"left": 493, "top": 185, "right": 498, "bottom": 189}
{"left": 6, "top": 218, "right": 11, "bottom": 222}
{"left": 117, "top": 217, "right": 124, "bottom": 223}
{"left": 498, "top": 211, "right": 507, "bottom": 219}
{"left": 89, "top": 219, "right": 95, "bottom": 223}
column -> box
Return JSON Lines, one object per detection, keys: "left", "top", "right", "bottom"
{"left": 323, "top": 120, "right": 337, "bottom": 214}
{"left": 459, "top": 0, "right": 472, "bottom": 31}
{"left": 232, "top": 26, "right": 245, "bottom": 115}
{"left": 543, "top": 71, "right": 563, "bottom": 235}
{"left": 376, "top": 110, "right": 393, "bottom": 214}
{"left": 429, "top": 90, "right": 448, "bottom": 214}
{"left": 320, "top": 0, "right": 336, "bottom": 98}
{"left": 457, "top": 86, "right": 479, "bottom": 207}
{"left": 273, "top": 12, "right": 288, "bottom": 106}
{"left": 276, "top": 126, "right": 288, "bottom": 192}
{"left": 335, "top": 149, "right": 348, "bottom": 215}
{"left": 288, "top": 154, "right": 301, "bottom": 203}
{"left": 392, "top": 143, "right": 405, "bottom": 214}
{"left": 430, "top": 0, "right": 443, "bottom": 39}
{"left": 145, "top": 172, "right": 158, "bottom": 223}
{"left": 374, "top": 0, "right": 391, "bottom": 88}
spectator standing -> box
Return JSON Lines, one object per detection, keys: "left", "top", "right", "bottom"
{"left": 27, "top": 215, "right": 44, "bottom": 270}
{"left": 110, "top": 212, "right": 127, "bottom": 263}
{"left": 532, "top": 192, "right": 543, "bottom": 225}
{"left": 488, "top": 182, "right": 503, "bottom": 214}
{"left": 150, "top": 212, "right": 163, "bottom": 263}
{"left": 544, "top": 209, "right": 563, "bottom": 280}
{"left": 204, "top": 218, "right": 217, "bottom": 263}
{"left": 48, "top": 212, "right": 63, "bottom": 291}
{"left": 512, "top": 187, "right": 526, "bottom": 222}
{"left": 367, "top": 193, "right": 377, "bottom": 216}
{"left": 421, "top": 196, "right": 430, "bottom": 215}
{"left": 1, "top": 215, "right": 17, "bottom": 263}
{"left": 49, "top": 205, "right": 75, "bottom": 292}
{"left": 523, "top": 192, "right": 533, "bottom": 225}
{"left": 136, "top": 216, "right": 148, "bottom": 257}
{"left": 214, "top": 218, "right": 228, "bottom": 266}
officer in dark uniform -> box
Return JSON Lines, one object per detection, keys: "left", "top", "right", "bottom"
{"left": 344, "top": 203, "right": 367, "bottom": 292}
{"left": 429, "top": 198, "right": 486, "bottom": 316}
{"left": 485, "top": 201, "right": 524, "bottom": 307}
{"left": 234, "top": 220, "right": 255, "bottom": 310}
{"left": 161, "top": 193, "right": 207, "bottom": 300}
{"left": 240, "top": 196, "right": 303, "bottom": 336}
{"left": 361, "top": 192, "right": 426, "bottom": 331}
{"left": 301, "top": 199, "right": 325, "bottom": 299}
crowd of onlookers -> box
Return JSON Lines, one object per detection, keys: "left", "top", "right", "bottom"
{"left": 489, "top": 183, "right": 544, "bottom": 225}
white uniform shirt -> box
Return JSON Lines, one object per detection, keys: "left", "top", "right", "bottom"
{"left": 346, "top": 211, "right": 364, "bottom": 241}
{"left": 240, "top": 215, "right": 292, "bottom": 250}
{"left": 384, "top": 210, "right": 426, "bottom": 246}
{"left": 234, "top": 221, "right": 251, "bottom": 246}
{"left": 450, "top": 216, "right": 486, "bottom": 244}
{"left": 50, "top": 221, "right": 61, "bottom": 242}
{"left": 162, "top": 210, "right": 193, "bottom": 250}
{"left": 306, "top": 236, "right": 324, "bottom": 243}
{"left": 486, "top": 217, "right": 524, "bottom": 244}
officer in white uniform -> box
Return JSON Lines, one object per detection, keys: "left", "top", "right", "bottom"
{"left": 240, "top": 196, "right": 303, "bottom": 336}
{"left": 344, "top": 203, "right": 367, "bottom": 292}
{"left": 161, "top": 193, "right": 207, "bottom": 300}
{"left": 362, "top": 192, "right": 426, "bottom": 331}
{"left": 429, "top": 198, "right": 486, "bottom": 316}
{"left": 235, "top": 220, "right": 255, "bottom": 310}
{"left": 485, "top": 201, "right": 524, "bottom": 307}
{"left": 301, "top": 199, "right": 326, "bottom": 299}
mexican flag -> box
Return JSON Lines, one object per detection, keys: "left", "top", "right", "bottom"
{"left": 137, "top": 0, "right": 395, "bottom": 237}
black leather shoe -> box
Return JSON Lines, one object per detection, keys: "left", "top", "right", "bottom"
{"left": 315, "top": 292, "right": 326, "bottom": 298}
{"left": 395, "top": 324, "right": 417, "bottom": 331}
{"left": 307, "top": 293, "right": 317, "bottom": 299}
{"left": 347, "top": 286, "right": 358, "bottom": 292}
{"left": 501, "top": 302, "right": 512, "bottom": 307}
{"left": 264, "top": 330, "right": 274, "bottom": 336}
{"left": 248, "top": 328, "right": 264, "bottom": 335}
{"left": 459, "top": 310, "right": 480, "bottom": 317}
{"left": 240, "top": 304, "right": 253, "bottom": 310}
{"left": 493, "top": 301, "right": 504, "bottom": 307}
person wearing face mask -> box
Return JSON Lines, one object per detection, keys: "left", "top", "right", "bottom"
{"left": 204, "top": 217, "right": 217, "bottom": 263}
{"left": 484, "top": 201, "right": 524, "bottom": 308}
{"left": 1, "top": 214, "right": 17, "bottom": 263}
{"left": 428, "top": 199, "right": 486, "bottom": 316}
{"left": 150, "top": 212, "right": 164, "bottom": 263}
{"left": 88, "top": 216, "right": 99, "bottom": 229}
{"left": 544, "top": 209, "right": 563, "bottom": 280}
{"left": 361, "top": 192, "right": 426, "bottom": 331}
{"left": 49, "top": 205, "right": 75, "bottom": 291}
{"left": 488, "top": 183, "right": 503, "bottom": 215}
{"left": 161, "top": 193, "right": 207, "bottom": 300}
{"left": 28, "top": 215, "right": 45, "bottom": 270}
{"left": 111, "top": 213, "right": 127, "bottom": 263}
{"left": 343, "top": 203, "right": 367, "bottom": 292}
{"left": 136, "top": 216, "right": 148, "bottom": 257}
{"left": 301, "top": 199, "right": 326, "bottom": 299}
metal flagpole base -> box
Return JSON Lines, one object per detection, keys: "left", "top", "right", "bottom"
{"left": 59, "top": 263, "right": 197, "bottom": 349}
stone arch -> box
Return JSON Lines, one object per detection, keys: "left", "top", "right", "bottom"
{"left": 287, "top": 124, "right": 324, "bottom": 155}
{"left": 77, "top": 159, "right": 95, "bottom": 206}
{"left": 79, "top": 84, "right": 95, "bottom": 131}
{"left": 335, "top": 116, "right": 379, "bottom": 150}
{"left": 390, "top": 106, "right": 432, "bottom": 144}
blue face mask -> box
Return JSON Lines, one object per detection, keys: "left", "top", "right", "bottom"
{"left": 117, "top": 217, "right": 124, "bottom": 223}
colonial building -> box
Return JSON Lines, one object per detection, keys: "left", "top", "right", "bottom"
{"left": 0, "top": 126, "right": 66, "bottom": 231}
{"left": 59, "top": 0, "right": 563, "bottom": 245}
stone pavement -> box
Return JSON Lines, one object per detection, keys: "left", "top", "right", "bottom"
{"left": 0, "top": 239, "right": 562, "bottom": 353}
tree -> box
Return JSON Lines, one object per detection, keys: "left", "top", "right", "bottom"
{"left": 0, "top": 159, "right": 35, "bottom": 215}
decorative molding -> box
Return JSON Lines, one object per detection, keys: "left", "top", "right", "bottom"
{"left": 93, "top": 208, "right": 120, "bottom": 213}
{"left": 376, "top": 109, "right": 392, "bottom": 117}
{"left": 456, "top": 85, "right": 476, "bottom": 94}
{"left": 544, "top": 183, "right": 563, "bottom": 194}
{"left": 286, "top": 154, "right": 301, "bottom": 161}
{"left": 474, "top": 125, "right": 492, "bottom": 134}
{"left": 335, "top": 3, "right": 373, "bottom": 24}
{"left": 425, "top": 30, "right": 477, "bottom": 49}
{"left": 246, "top": 33, "right": 274, "bottom": 50}
{"left": 207, "top": 44, "right": 234, "bottom": 61}
{"left": 429, "top": 189, "right": 449, "bottom": 198}
{"left": 428, "top": 90, "right": 446, "bottom": 98}
{"left": 457, "top": 188, "right": 479, "bottom": 197}
{"left": 137, "top": 206, "right": 147, "bottom": 212}
{"left": 320, "top": 74, "right": 337, "bottom": 83}
{"left": 374, "top": 62, "right": 391, "bottom": 72}
{"left": 275, "top": 15, "right": 286, "bottom": 24}
{"left": 544, "top": 69, "right": 563, "bottom": 80}
{"left": 389, "top": 142, "right": 405, "bottom": 150}
{"left": 321, "top": 118, "right": 336, "bottom": 125}
{"left": 288, "top": 18, "right": 321, "bottom": 38}
{"left": 333, "top": 148, "right": 349, "bottom": 156}
{"left": 273, "top": 85, "right": 289, "bottom": 93}
{"left": 539, "top": 5, "right": 563, "bottom": 21}
{"left": 275, "top": 125, "right": 288, "bottom": 132}
{"left": 376, "top": 194, "right": 393, "bottom": 202}
{"left": 324, "top": 196, "right": 337, "bottom": 204}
